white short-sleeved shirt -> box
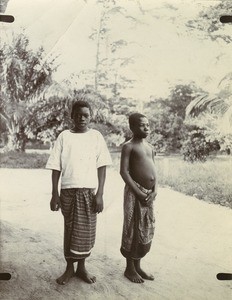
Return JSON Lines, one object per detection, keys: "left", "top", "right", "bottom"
{"left": 46, "top": 129, "right": 112, "bottom": 189}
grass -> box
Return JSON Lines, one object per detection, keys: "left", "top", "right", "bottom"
{"left": 0, "top": 151, "right": 49, "bottom": 169}
{"left": 155, "top": 155, "right": 232, "bottom": 209}
{"left": 1, "top": 151, "right": 232, "bottom": 209}
{"left": 111, "top": 152, "right": 232, "bottom": 209}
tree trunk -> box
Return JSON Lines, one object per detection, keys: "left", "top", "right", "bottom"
{"left": 4, "top": 129, "right": 27, "bottom": 152}
{"left": 94, "top": 13, "right": 105, "bottom": 92}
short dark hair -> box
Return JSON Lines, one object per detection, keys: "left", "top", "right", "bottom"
{"left": 71, "top": 100, "right": 92, "bottom": 119}
{"left": 129, "top": 112, "right": 147, "bottom": 128}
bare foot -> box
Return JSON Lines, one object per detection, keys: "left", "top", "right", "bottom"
{"left": 76, "top": 268, "right": 96, "bottom": 284}
{"left": 56, "top": 265, "right": 75, "bottom": 285}
{"left": 136, "top": 268, "right": 154, "bottom": 281}
{"left": 124, "top": 268, "right": 144, "bottom": 283}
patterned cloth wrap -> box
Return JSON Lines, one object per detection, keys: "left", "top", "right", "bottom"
{"left": 121, "top": 182, "right": 155, "bottom": 259}
{"left": 60, "top": 188, "right": 96, "bottom": 261}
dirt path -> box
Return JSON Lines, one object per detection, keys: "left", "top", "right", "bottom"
{"left": 0, "top": 168, "right": 232, "bottom": 300}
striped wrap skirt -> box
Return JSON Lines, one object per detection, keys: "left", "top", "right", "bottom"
{"left": 60, "top": 188, "right": 97, "bottom": 261}
{"left": 120, "top": 183, "right": 155, "bottom": 260}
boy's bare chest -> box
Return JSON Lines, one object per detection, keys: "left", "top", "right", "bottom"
{"left": 131, "top": 144, "right": 153, "bottom": 160}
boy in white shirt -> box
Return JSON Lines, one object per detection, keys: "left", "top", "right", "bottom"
{"left": 46, "top": 100, "right": 112, "bottom": 285}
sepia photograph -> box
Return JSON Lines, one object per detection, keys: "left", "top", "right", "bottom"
{"left": 1, "top": 0, "right": 232, "bottom": 299}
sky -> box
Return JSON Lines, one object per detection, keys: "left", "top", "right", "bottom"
{"left": 3, "top": 0, "right": 232, "bottom": 102}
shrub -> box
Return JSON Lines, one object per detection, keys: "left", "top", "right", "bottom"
{"left": 181, "top": 132, "right": 209, "bottom": 162}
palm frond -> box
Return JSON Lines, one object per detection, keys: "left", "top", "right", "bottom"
{"left": 218, "top": 72, "right": 232, "bottom": 92}
{"left": 39, "top": 81, "right": 72, "bottom": 100}
{"left": 219, "top": 105, "right": 232, "bottom": 134}
{"left": 186, "top": 93, "right": 228, "bottom": 117}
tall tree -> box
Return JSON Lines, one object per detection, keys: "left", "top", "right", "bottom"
{"left": 143, "top": 83, "right": 205, "bottom": 153}
{"left": 144, "top": 98, "right": 185, "bottom": 153}
{"left": 0, "top": 32, "right": 57, "bottom": 151}
{"left": 184, "top": 0, "right": 232, "bottom": 151}
{"left": 168, "top": 83, "right": 204, "bottom": 118}
{"left": 186, "top": 0, "right": 232, "bottom": 43}
{"left": 88, "top": 0, "right": 124, "bottom": 92}
{"left": 88, "top": 0, "right": 136, "bottom": 98}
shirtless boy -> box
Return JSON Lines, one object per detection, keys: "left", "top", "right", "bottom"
{"left": 46, "top": 100, "right": 111, "bottom": 285}
{"left": 120, "top": 112, "right": 157, "bottom": 283}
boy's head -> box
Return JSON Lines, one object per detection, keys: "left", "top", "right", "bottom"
{"left": 71, "top": 100, "right": 92, "bottom": 132}
{"left": 71, "top": 100, "right": 92, "bottom": 119}
{"left": 129, "top": 113, "right": 147, "bottom": 128}
{"left": 129, "top": 112, "right": 150, "bottom": 138}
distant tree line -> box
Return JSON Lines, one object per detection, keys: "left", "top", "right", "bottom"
{"left": 1, "top": 33, "right": 231, "bottom": 162}
{"left": 1, "top": 0, "right": 232, "bottom": 161}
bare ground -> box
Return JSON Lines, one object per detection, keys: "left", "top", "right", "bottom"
{"left": 0, "top": 168, "right": 232, "bottom": 300}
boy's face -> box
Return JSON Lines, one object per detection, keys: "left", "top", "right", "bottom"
{"left": 72, "top": 107, "right": 91, "bottom": 132}
{"left": 132, "top": 117, "right": 150, "bottom": 138}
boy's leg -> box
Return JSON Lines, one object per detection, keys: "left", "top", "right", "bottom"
{"left": 56, "top": 259, "right": 75, "bottom": 285}
{"left": 124, "top": 258, "right": 144, "bottom": 283}
{"left": 134, "top": 259, "right": 154, "bottom": 280}
{"left": 76, "top": 258, "right": 96, "bottom": 284}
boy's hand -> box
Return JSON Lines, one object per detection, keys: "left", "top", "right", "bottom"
{"left": 94, "top": 192, "right": 104, "bottom": 214}
{"left": 144, "top": 190, "right": 157, "bottom": 206}
{"left": 50, "top": 194, "right": 60, "bottom": 211}
{"left": 137, "top": 190, "right": 149, "bottom": 204}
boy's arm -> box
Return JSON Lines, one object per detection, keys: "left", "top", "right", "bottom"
{"left": 94, "top": 166, "right": 106, "bottom": 213}
{"left": 50, "top": 169, "right": 61, "bottom": 211}
{"left": 120, "top": 143, "right": 147, "bottom": 201}
{"left": 141, "top": 147, "right": 157, "bottom": 206}
{"left": 152, "top": 148, "right": 158, "bottom": 197}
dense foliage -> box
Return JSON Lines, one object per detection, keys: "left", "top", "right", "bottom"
{"left": 0, "top": 33, "right": 56, "bottom": 151}
{"left": 1, "top": 1, "right": 231, "bottom": 160}
{"left": 181, "top": 127, "right": 220, "bottom": 162}
{"left": 186, "top": 0, "right": 232, "bottom": 43}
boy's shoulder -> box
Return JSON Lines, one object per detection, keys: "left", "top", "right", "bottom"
{"left": 90, "top": 128, "right": 101, "bottom": 135}
{"left": 122, "top": 139, "right": 154, "bottom": 149}
{"left": 122, "top": 139, "right": 134, "bottom": 151}
{"left": 61, "top": 129, "right": 70, "bottom": 134}
{"left": 89, "top": 128, "right": 104, "bottom": 139}
{"left": 122, "top": 139, "right": 132, "bottom": 145}
{"left": 91, "top": 128, "right": 108, "bottom": 140}
{"left": 59, "top": 128, "right": 101, "bottom": 136}
{"left": 147, "top": 141, "right": 154, "bottom": 149}
{"left": 56, "top": 129, "right": 69, "bottom": 139}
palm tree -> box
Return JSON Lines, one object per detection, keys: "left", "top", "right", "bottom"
{"left": 0, "top": 32, "right": 56, "bottom": 151}
{"left": 186, "top": 73, "right": 232, "bottom": 135}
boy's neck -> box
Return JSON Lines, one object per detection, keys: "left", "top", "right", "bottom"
{"left": 71, "top": 127, "right": 90, "bottom": 133}
{"left": 132, "top": 136, "right": 145, "bottom": 143}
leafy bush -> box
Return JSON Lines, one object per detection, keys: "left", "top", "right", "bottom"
{"left": 181, "top": 128, "right": 220, "bottom": 162}
{"left": 181, "top": 132, "right": 209, "bottom": 162}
